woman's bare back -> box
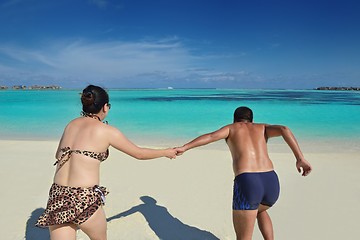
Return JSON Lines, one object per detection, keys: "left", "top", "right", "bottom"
{"left": 54, "top": 117, "right": 110, "bottom": 187}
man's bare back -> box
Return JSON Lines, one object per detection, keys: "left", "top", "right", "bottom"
{"left": 226, "top": 122, "right": 274, "bottom": 176}
{"left": 176, "top": 120, "right": 311, "bottom": 177}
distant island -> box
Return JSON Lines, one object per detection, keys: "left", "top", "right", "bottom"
{"left": 1, "top": 85, "right": 359, "bottom": 91}
{"left": 315, "top": 86, "right": 360, "bottom": 91}
{"left": 0, "top": 85, "right": 62, "bottom": 90}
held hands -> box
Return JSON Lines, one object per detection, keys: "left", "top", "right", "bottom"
{"left": 296, "top": 158, "right": 312, "bottom": 176}
{"left": 165, "top": 148, "right": 178, "bottom": 159}
{"left": 174, "top": 146, "right": 186, "bottom": 156}
{"left": 164, "top": 146, "right": 187, "bottom": 159}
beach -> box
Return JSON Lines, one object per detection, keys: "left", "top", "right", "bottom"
{"left": 1, "top": 89, "right": 359, "bottom": 239}
{"left": 2, "top": 138, "right": 359, "bottom": 240}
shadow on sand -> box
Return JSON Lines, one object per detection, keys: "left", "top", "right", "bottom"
{"left": 25, "top": 208, "right": 50, "bottom": 240}
{"left": 26, "top": 196, "right": 219, "bottom": 239}
{"left": 107, "top": 196, "right": 219, "bottom": 240}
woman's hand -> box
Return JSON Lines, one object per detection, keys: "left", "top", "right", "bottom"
{"left": 164, "top": 148, "right": 178, "bottom": 159}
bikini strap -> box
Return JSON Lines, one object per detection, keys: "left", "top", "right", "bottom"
{"left": 53, "top": 147, "right": 78, "bottom": 170}
{"left": 81, "top": 111, "right": 108, "bottom": 125}
{"left": 53, "top": 147, "right": 109, "bottom": 169}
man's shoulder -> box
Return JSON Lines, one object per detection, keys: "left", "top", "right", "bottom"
{"left": 230, "top": 122, "right": 267, "bottom": 127}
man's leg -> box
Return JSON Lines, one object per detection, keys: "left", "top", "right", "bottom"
{"left": 233, "top": 209, "right": 258, "bottom": 240}
{"left": 257, "top": 204, "right": 274, "bottom": 240}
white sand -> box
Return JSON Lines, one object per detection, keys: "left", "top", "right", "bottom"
{"left": 1, "top": 139, "right": 359, "bottom": 240}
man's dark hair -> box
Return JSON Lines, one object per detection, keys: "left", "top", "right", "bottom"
{"left": 233, "top": 106, "right": 253, "bottom": 123}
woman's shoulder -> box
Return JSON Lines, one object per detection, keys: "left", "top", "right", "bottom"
{"left": 63, "top": 117, "right": 121, "bottom": 137}
{"left": 64, "top": 117, "right": 83, "bottom": 128}
{"left": 68, "top": 116, "right": 84, "bottom": 124}
{"left": 101, "top": 123, "right": 123, "bottom": 137}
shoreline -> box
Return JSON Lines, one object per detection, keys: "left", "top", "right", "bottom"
{"left": 0, "top": 133, "right": 358, "bottom": 153}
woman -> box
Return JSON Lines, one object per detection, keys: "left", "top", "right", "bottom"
{"left": 36, "top": 85, "right": 177, "bottom": 240}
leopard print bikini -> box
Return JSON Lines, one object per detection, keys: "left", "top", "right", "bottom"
{"left": 53, "top": 146, "right": 109, "bottom": 170}
{"left": 36, "top": 146, "right": 110, "bottom": 228}
{"left": 36, "top": 183, "right": 109, "bottom": 227}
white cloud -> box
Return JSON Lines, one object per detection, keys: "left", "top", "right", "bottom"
{"left": 51, "top": 39, "right": 192, "bottom": 78}
{"left": 0, "top": 37, "right": 275, "bottom": 88}
{"left": 0, "top": 38, "right": 202, "bottom": 85}
{"left": 0, "top": 46, "right": 57, "bottom": 67}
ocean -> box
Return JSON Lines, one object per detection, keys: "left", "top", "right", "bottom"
{"left": 0, "top": 89, "right": 359, "bottom": 149}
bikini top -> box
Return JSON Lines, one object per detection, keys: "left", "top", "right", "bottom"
{"left": 54, "top": 112, "right": 110, "bottom": 169}
{"left": 53, "top": 146, "right": 109, "bottom": 169}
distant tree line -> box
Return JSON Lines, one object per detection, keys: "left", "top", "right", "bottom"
{"left": 315, "top": 87, "right": 360, "bottom": 91}
{"left": 0, "top": 85, "right": 62, "bottom": 90}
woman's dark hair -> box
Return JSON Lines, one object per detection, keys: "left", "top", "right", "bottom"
{"left": 81, "top": 85, "right": 109, "bottom": 114}
{"left": 233, "top": 106, "right": 253, "bottom": 123}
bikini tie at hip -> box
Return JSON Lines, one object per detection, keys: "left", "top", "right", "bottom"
{"left": 94, "top": 185, "right": 107, "bottom": 205}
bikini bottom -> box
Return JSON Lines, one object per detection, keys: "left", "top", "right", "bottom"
{"left": 36, "top": 183, "right": 108, "bottom": 227}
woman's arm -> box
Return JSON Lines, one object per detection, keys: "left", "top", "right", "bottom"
{"left": 106, "top": 126, "right": 177, "bottom": 160}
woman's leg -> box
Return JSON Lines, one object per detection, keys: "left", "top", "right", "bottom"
{"left": 79, "top": 207, "right": 107, "bottom": 240}
{"left": 257, "top": 204, "right": 274, "bottom": 240}
{"left": 232, "top": 209, "right": 258, "bottom": 240}
{"left": 49, "top": 224, "right": 77, "bottom": 240}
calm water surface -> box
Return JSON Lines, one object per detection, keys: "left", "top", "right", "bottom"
{"left": 0, "top": 89, "right": 359, "bottom": 148}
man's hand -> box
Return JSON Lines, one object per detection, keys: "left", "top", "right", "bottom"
{"left": 174, "top": 146, "right": 187, "bottom": 156}
{"left": 296, "top": 159, "right": 312, "bottom": 176}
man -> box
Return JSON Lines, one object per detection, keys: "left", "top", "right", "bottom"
{"left": 176, "top": 106, "right": 312, "bottom": 240}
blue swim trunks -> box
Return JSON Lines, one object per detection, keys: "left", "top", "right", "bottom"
{"left": 232, "top": 171, "right": 280, "bottom": 210}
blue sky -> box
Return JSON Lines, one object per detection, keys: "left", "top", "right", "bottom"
{"left": 0, "top": 0, "right": 359, "bottom": 89}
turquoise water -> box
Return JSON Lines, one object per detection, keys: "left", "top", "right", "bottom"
{"left": 0, "top": 89, "right": 359, "bottom": 144}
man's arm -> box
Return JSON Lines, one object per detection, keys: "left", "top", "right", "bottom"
{"left": 176, "top": 125, "right": 230, "bottom": 155}
{"left": 265, "top": 125, "right": 312, "bottom": 176}
{"left": 265, "top": 125, "right": 304, "bottom": 160}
